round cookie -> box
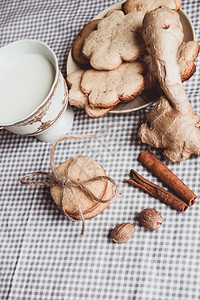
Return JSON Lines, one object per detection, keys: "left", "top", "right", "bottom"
{"left": 82, "top": 180, "right": 113, "bottom": 220}
{"left": 50, "top": 156, "right": 111, "bottom": 220}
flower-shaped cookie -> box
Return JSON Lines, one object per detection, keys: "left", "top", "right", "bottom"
{"left": 67, "top": 70, "right": 113, "bottom": 118}
{"left": 82, "top": 10, "right": 145, "bottom": 70}
{"left": 81, "top": 61, "right": 145, "bottom": 108}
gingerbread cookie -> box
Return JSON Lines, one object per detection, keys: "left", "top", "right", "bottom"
{"left": 177, "top": 41, "right": 200, "bottom": 82}
{"left": 82, "top": 10, "right": 145, "bottom": 70}
{"left": 67, "top": 70, "right": 87, "bottom": 108}
{"left": 122, "top": 0, "right": 181, "bottom": 14}
{"left": 72, "top": 19, "right": 100, "bottom": 67}
{"left": 67, "top": 69, "right": 114, "bottom": 117}
{"left": 81, "top": 61, "right": 145, "bottom": 108}
{"left": 85, "top": 102, "right": 114, "bottom": 118}
{"left": 144, "top": 40, "right": 200, "bottom": 89}
{"left": 50, "top": 156, "right": 111, "bottom": 220}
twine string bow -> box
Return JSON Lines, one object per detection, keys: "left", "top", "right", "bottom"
{"left": 20, "top": 128, "right": 118, "bottom": 236}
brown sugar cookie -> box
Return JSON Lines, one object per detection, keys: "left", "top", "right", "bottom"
{"left": 177, "top": 41, "right": 200, "bottom": 82}
{"left": 82, "top": 10, "right": 146, "bottom": 70}
{"left": 81, "top": 61, "right": 145, "bottom": 108}
{"left": 50, "top": 156, "right": 111, "bottom": 220}
{"left": 144, "top": 40, "right": 200, "bottom": 90}
{"left": 67, "top": 69, "right": 87, "bottom": 108}
{"left": 67, "top": 70, "right": 114, "bottom": 117}
{"left": 122, "top": 0, "right": 181, "bottom": 14}
{"left": 82, "top": 180, "right": 113, "bottom": 220}
{"left": 85, "top": 102, "right": 114, "bottom": 118}
{"left": 20, "top": 133, "right": 118, "bottom": 236}
{"left": 72, "top": 19, "right": 100, "bottom": 67}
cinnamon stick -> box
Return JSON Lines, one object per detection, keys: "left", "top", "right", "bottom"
{"left": 138, "top": 150, "right": 196, "bottom": 206}
{"left": 124, "top": 170, "right": 188, "bottom": 212}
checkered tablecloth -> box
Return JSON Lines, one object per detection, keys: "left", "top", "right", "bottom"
{"left": 1, "top": 1, "right": 200, "bottom": 299}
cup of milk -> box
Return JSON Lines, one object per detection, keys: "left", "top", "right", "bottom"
{"left": 0, "top": 39, "right": 74, "bottom": 142}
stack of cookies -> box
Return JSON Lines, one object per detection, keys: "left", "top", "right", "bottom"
{"left": 67, "top": 0, "right": 199, "bottom": 118}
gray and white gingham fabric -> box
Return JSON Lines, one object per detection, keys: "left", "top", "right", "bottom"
{"left": 0, "top": 1, "right": 200, "bottom": 299}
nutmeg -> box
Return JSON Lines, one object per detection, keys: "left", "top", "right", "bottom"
{"left": 138, "top": 208, "right": 163, "bottom": 230}
{"left": 110, "top": 223, "right": 135, "bottom": 243}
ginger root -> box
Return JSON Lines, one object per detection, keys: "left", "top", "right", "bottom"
{"left": 138, "top": 6, "right": 200, "bottom": 162}
{"left": 139, "top": 96, "right": 200, "bottom": 162}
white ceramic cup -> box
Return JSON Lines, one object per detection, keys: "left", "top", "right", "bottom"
{"left": 0, "top": 39, "right": 74, "bottom": 142}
